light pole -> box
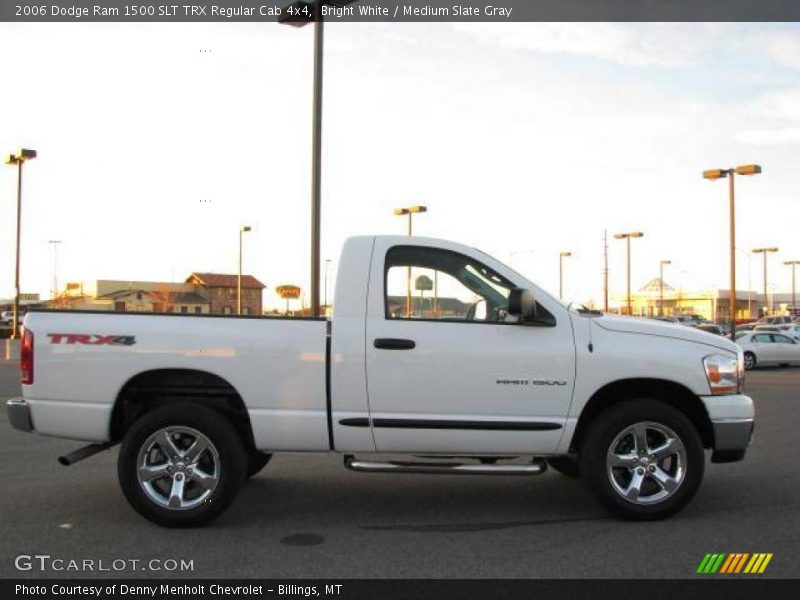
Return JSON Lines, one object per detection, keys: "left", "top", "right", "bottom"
{"left": 279, "top": 1, "right": 358, "bottom": 318}
{"left": 659, "top": 260, "right": 671, "bottom": 317}
{"left": 614, "top": 232, "right": 644, "bottom": 316}
{"left": 323, "top": 259, "right": 332, "bottom": 313}
{"left": 752, "top": 247, "right": 778, "bottom": 315}
{"left": 559, "top": 251, "right": 572, "bottom": 300}
{"left": 785, "top": 260, "right": 799, "bottom": 317}
{"left": 703, "top": 164, "right": 762, "bottom": 340}
{"left": 48, "top": 240, "right": 62, "bottom": 301}
{"left": 238, "top": 226, "right": 251, "bottom": 315}
{"left": 394, "top": 205, "right": 427, "bottom": 317}
{"left": 5, "top": 149, "right": 37, "bottom": 339}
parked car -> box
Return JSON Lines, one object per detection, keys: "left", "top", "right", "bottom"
{"left": 652, "top": 316, "right": 679, "bottom": 323}
{"left": 756, "top": 315, "right": 794, "bottom": 326}
{"left": 7, "top": 235, "right": 754, "bottom": 526}
{"left": 736, "top": 331, "right": 800, "bottom": 370}
{"left": 1, "top": 311, "right": 13, "bottom": 325}
{"left": 778, "top": 324, "right": 800, "bottom": 341}
{"left": 696, "top": 324, "right": 724, "bottom": 336}
{"left": 672, "top": 315, "right": 697, "bottom": 326}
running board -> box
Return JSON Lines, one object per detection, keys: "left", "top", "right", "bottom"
{"left": 343, "top": 455, "right": 547, "bottom": 476}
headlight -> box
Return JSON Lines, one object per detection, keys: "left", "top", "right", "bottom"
{"left": 703, "top": 354, "right": 740, "bottom": 395}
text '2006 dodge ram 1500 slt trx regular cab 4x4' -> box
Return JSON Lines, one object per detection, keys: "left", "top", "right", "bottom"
{"left": 7, "top": 235, "right": 754, "bottom": 527}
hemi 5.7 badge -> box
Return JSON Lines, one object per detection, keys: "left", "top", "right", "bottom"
{"left": 47, "top": 333, "right": 136, "bottom": 346}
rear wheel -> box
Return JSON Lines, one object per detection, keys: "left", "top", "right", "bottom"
{"left": 743, "top": 352, "right": 756, "bottom": 370}
{"left": 580, "top": 399, "right": 704, "bottom": 521}
{"left": 118, "top": 402, "right": 247, "bottom": 527}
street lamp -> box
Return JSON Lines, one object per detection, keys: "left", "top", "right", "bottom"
{"left": 703, "top": 164, "right": 762, "bottom": 340}
{"left": 394, "top": 205, "right": 427, "bottom": 317}
{"left": 48, "top": 240, "right": 62, "bottom": 301}
{"left": 5, "top": 148, "right": 37, "bottom": 339}
{"left": 785, "top": 260, "right": 800, "bottom": 317}
{"left": 279, "top": 1, "right": 358, "bottom": 318}
{"left": 238, "top": 226, "right": 252, "bottom": 315}
{"left": 559, "top": 252, "right": 572, "bottom": 300}
{"left": 614, "top": 232, "right": 644, "bottom": 316}
{"left": 752, "top": 247, "right": 778, "bottom": 315}
{"left": 659, "top": 260, "right": 671, "bottom": 317}
{"left": 394, "top": 205, "right": 428, "bottom": 235}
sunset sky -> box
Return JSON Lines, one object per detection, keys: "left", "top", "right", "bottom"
{"left": 1, "top": 22, "right": 798, "bottom": 309}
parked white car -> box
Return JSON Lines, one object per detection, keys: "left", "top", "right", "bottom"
{"left": 778, "top": 324, "right": 800, "bottom": 342}
{"left": 736, "top": 331, "right": 800, "bottom": 369}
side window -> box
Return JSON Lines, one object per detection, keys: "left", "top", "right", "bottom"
{"left": 753, "top": 334, "right": 772, "bottom": 343}
{"left": 384, "top": 246, "right": 514, "bottom": 323}
{"left": 771, "top": 334, "right": 792, "bottom": 344}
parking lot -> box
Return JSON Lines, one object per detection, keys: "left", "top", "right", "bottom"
{"left": 0, "top": 361, "right": 797, "bottom": 579}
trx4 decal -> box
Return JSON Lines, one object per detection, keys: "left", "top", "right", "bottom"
{"left": 47, "top": 333, "right": 136, "bottom": 346}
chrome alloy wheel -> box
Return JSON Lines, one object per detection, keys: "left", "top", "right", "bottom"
{"left": 606, "top": 421, "right": 687, "bottom": 505}
{"left": 136, "top": 426, "right": 220, "bottom": 510}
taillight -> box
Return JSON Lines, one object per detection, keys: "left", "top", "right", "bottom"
{"left": 21, "top": 327, "right": 33, "bottom": 385}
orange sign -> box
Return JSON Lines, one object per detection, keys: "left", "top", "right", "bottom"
{"left": 276, "top": 285, "right": 301, "bottom": 300}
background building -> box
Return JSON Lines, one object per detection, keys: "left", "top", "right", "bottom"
{"left": 53, "top": 274, "right": 265, "bottom": 315}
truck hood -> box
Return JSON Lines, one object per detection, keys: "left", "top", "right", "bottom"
{"left": 591, "top": 314, "right": 739, "bottom": 354}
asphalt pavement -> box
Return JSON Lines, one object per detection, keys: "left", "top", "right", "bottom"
{"left": 1, "top": 361, "right": 798, "bottom": 579}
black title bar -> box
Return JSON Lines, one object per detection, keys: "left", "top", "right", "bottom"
{"left": 2, "top": 0, "right": 800, "bottom": 23}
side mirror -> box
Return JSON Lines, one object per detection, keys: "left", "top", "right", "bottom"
{"left": 508, "top": 288, "right": 537, "bottom": 322}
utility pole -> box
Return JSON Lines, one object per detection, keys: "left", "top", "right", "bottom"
{"left": 752, "top": 247, "right": 778, "bottom": 315}
{"left": 49, "top": 240, "right": 62, "bottom": 301}
{"left": 659, "top": 260, "right": 671, "bottom": 317}
{"left": 785, "top": 260, "right": 799, "bottom": 317}
{"left": 614, "top": 232, "right": 645, "bottom": 316}
{"left": 603, "top": 230, "right": 609, "bottom": 313}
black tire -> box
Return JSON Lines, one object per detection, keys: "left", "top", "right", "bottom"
{"left": 247, "top": 451, "right": 273, "bottom": 478}
{"left": 579, "top": 399, "right": 704, "bottom": 521}
{"left": 743, "top": 352, "right": 756, "bottom": 371}
{"left": 118, "top": 402, "right": 247, "bottom": 527}
{"left": 547, "top": 455, "right": 580, "bottom": 478}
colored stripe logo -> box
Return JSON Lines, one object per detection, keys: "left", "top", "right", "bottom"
{"left": 697, "top": 553, "right": 773, "bottom": 574}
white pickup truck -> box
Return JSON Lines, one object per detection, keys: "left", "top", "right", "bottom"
{"left": 7, "top": 235, "right": 754, "bottom": 527}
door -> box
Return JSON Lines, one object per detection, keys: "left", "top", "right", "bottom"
{"left": 363, "top": 241, "right": 576, "bottom": 454}
{"left": 752, "top": 333, "right": 777, "bottom": 363}
{"left": 771, "top": 333, "right": 800, "bottom": 364}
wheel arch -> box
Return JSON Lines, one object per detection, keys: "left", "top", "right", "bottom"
{"left": 109, "top": 368, "right": 255, "bottom": 452}
{"left": 569, "top": 378, "right": 714, "bottom": 452}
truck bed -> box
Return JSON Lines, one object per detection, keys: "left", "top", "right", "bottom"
{"left": 21, "top": 310, "right": 330, "bottom": 450}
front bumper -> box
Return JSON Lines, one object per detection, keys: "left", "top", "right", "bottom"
{"left": 6, "top": 398, "right": 33, "bottom": 433}
{"left": 699, "top": 393, "right": 754, "bottom": 462}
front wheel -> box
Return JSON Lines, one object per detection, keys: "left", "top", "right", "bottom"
{"left": 743, "top": 352, "right": 756, "bottom": 370}
{"left": 118, "top": 402, "right": 248, "bottom": 527}
{"left": 580, "top": 399, "right": 704, "bottom": 521}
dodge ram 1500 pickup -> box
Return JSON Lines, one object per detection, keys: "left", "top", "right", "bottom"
{"left": 7, "top": 235, "right": 754, "bottom": 527}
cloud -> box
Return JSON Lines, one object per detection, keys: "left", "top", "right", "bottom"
{"left": 735, "top": 127, "right": 800, "bottom": 146}
{"left": 452, "top": 23, "right": 724, "bottom": 68}
{"left": 765, "top": 32, "right": 800, "bottom": 70}
{"left": 750, "top": 88, "right": 800, "bottom": 122}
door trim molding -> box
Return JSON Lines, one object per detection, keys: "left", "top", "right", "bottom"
{"left": 339, "top": 417, "right": 562, "bottom": 431}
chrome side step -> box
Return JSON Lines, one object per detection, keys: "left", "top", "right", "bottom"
{"left": 343, "top": 455, "right": 547, "bottom": 476}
